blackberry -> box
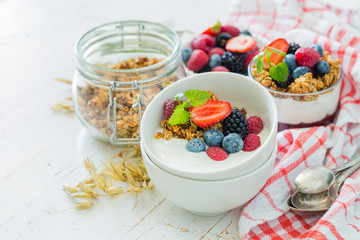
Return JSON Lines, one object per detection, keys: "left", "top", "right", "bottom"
{"left": 216, "top": 33, "right": 232, "bottom": 49}
{"left": 287, "top": 42, "right": 301, "bottom": 54}
{"left": 222, "top": 108, "right": 249, "bottom": 139}
{"left": 221, "top": 51, "right": 245, "bottom": 73}
{"left": 197, "top": 64, "right": 211, "bottom": 73}
{"left": 273, "top": 73, "right": 293, "bottom": 88}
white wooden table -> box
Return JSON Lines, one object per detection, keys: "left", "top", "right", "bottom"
{"left": 1, "top": 0, "right": 358, "bottom": 239}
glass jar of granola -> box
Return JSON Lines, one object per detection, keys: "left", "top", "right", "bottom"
{"left": 73, "top": 21, "right": 186, "bottom": 145}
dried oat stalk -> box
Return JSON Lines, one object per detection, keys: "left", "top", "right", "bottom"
{"left": 63, "top": 144, "right": 153, "bottom": 209}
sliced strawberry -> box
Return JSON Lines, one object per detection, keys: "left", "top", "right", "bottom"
{"left": 190, "top": 100, "right": 231, "bottom": 128}
{"left": 262, "top": 38, "right": 289, "bottom": 70}
{"left": 202, "top": 21, "right": 222, "bottom": 37}
{"left": 225, "top": 35, "right": 256, "bottom": 53}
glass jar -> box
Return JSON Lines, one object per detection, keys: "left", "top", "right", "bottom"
{"left": 73, "top": 21, "right": 186, "bottom": 145}
{"left": 248, "top": 59, "right": 343, "bottom": 131}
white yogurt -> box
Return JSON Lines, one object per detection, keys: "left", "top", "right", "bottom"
{"left": 149, "top": 125, "right": 270, "bottom": 176}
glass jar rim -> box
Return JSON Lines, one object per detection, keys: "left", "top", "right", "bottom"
{"left": 248, "top": 55, "right": 343, "bottom": 97}
{"left": 75, "top": 20, "right": 181, "bottom": 85}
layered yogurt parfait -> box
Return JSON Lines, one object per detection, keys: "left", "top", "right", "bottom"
{"left": 248, "top": 38, "right": 342, "bottom": 131}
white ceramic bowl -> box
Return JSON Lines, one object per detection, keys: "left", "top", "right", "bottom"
{"left": 141, "top": 140, "right": 276, "bottom": 216}
{"left": 140, "top": 72, "right": 278, "bottom": 180}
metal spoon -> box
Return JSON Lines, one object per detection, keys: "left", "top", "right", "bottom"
{"left": 289, "top": 160, "right": 360, "bottom": 212}
{"left": 295, "top": 152, "right": 360, "bottom": 194}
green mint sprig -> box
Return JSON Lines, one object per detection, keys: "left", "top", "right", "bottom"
{"left": 168, "top": 89, "right": 211, "bottom": 125}
{"left": 254, "top": 47, "right": 288, "bottom": 82}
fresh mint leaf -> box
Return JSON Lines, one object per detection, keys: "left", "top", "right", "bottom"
{"left": 269, "top": 62, "right": 289, "bottom": 82}
{"left": 168, "top": 104, "right": 190, "bottom": 125}
{"left": 173, "top": 92, "right": 184, "bottom": 102}
{"left": 184, "top": 89, "right": 211, "bottom": 107}
{"left": 268, "top": 47, "right": 286, "bottom": 56}
{"left": 256, "top": 56, "right": 264, "bottom": 74}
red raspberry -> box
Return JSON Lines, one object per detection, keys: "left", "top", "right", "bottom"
{"left": 247, "top": 116, "right": 263, "bottom": 134}
{"left": 221, "top": 25, "right": 241, "bottom": 37}
{"left": 163, "top": 99, "right": 180, "bottom": 120}
{"left": 243, "top": 134, "right": 261, "bottom": 152}
{"left": 208, "top": 47, "right": 226, "bottom": 57}
{"left": 187, "top": 50, "right": 209, "bottom": 72}
{"left": 191, "top": 34, "right": 216, "bottom": 53}
{"left": 206, "top": 146, "right": 228, "bottom": 161}
{"left": 211, "top": 66, "right": 230, "bottom": 72}
{"left": 295, "top": 47, "right": 320, "bottom": 68}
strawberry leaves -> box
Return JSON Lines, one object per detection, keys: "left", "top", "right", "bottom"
{"left": 254, "top": 47, "right": 288, "bottom": 82}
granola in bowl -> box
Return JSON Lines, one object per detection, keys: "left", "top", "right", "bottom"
{"left": 248, "top": 38, "right": 342, "bottom": 131}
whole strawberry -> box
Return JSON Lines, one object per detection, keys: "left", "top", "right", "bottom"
{"left": 295, "top": 47, "right": 320, "bottom": 68}
{"left": 187, "top": 50, "right": 209, "bottom": 72}
{"left": 221, "top": 25, "right": 241, "bottom": 37}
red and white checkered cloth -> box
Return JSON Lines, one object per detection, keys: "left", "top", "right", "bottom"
{"left": 226, "top": 0, "right": 360, "bottom": 239}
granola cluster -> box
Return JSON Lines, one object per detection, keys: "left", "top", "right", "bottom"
{"left": 251, "top": 52, "right": 341, "bottom": 101}
{"left": 76, "top": 57, "right": 178, "bottom": 140}
{"left": 155, "top": 97, "right": 247, "bottom": 142}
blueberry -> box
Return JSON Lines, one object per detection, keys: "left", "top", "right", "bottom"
{"left": 311, "top": 44, "right": 323, "bottom": 57}
{"left": 209, "top": 54, "right": 222, "bottom": 69}
{"left": 185, "top": 138, "right": 206, "bottom": 153}
{"left": 283, "top": 54, "right": 298, "bottom": 72}
{"left": 182, "top": 48, "right": 192, "bottom": 63}
{"left": 204, "top": 129, "right": 224, "bottom": 147}
{"left": 222, "top": 133, "right": 243, "bottom": 154}
{"left": 292, "top": 67, "right": 312, "bottom": 80}
{"left": 241, "top": 30, "right": 252, "bottom": 36}
{"left": 314, "top": 60, "right": 330, "bottom": 76}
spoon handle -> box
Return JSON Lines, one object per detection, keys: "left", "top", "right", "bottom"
{"left": 329, "top": 160, "right": 360, "bottom": 198}
{"left": 333, "top": 154, "right": 360, "bottom": 173}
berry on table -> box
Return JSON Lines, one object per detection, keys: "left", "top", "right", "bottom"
{"left": 241, "top": 30, "right": 252, "bottom": 36}
{"left": 163, "top": 99, "right": 180, "bottom": 120}
{"left": 182, "top": 48, "right": 192, "bottom": 63}
{"left": 287, "top": 42, "right": 301, "bottom": 54}
{"left": 295, "top": 47, "right": 320, "bottom": 68}
{"left": 242, "top": 133, "right": 261, "bottom": 152}
{"left": 203, "top": 129, "right": 224, "bottom": 147}
{"left": 209, "top": 54, "right": 222, "bottom": 68}
{"left": 292, "top": 66, "right": 311, "bottom": 80}
{"left": 187, "top": 49, "right": 209, "bottom": 72}
{"left": 206, "top": 146, "right": 228, "bottom": 161}
{"left": 222, "top": 108, "right": 249, "bottom": 139}
{"left": 191, "top": 34, "right": 216, "bottom": 53}
{"left": 221, "top": 25, "right": 241, "bottom": 37}
{"left": 216, "top": 32, "right": 232, "bottom": 49}
{"left": 311, "top": 44, "right": 323, "bottom": 57}
{"left": 247, "top": 116, "right": 263, "bottom": 134}
{"left": 314, "top": 60, "right": 330, "bottom": 76}
{"left": 186, "top": 138, "right": 206, "bottom": 153}
{"left": 283, "top": 54, "right": 298, "bottom": 72}
{"left": 225, "top": 35, "right": 256, "bottom": 53}
{"left": 211, "top": 66, "right": 230, "bottom": 72}
{"left": 244, "top": 47, "right": 260, "bottom": 69}
{"left": 222, "top": 133, "right": 244, "bottom": 153}
{"left": 221, "top": 51, "right": 245, "bottom": 73}
{"left": 190, "top": 100, "right": 232, "bottom": 128}
{"left": 208, "top": 47, "right": 226, "bottom": 57}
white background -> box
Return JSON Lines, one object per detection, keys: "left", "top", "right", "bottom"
{"left": 0, "top": 0, "right": 358, "bottom": 239}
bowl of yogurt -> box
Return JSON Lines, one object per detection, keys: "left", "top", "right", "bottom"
{"left": 247, "top": 39, "right": 342, "bottom": 131}
{"left": 140, "top": 72, "right": 278, "bottom": 181}
{"left": 140, "top": 140, "right": 276, "bottom": 216}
